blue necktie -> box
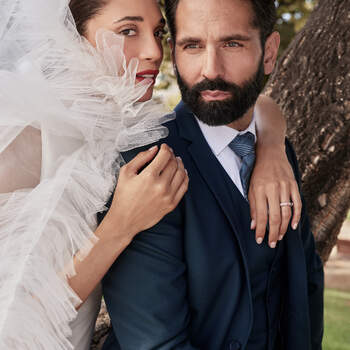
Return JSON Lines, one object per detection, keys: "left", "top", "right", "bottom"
{"left": 229, "top": 131, "right": 256, "bottom": 199}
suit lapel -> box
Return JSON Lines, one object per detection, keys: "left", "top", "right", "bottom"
{"left": 175, "top": 101, "right": 251, "bottom": 253}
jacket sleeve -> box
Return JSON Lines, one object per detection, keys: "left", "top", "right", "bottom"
{"left": 100, "top": 149, "right": 199, "bottom": 350}
{"left": 285, "top": 139, "right": 324, "bottom": 350}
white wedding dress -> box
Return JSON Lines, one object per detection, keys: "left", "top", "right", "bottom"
{"left": 0, "top": 0, "right": 172, "bottom": 349}
{"left": 69, "top": 285, "right": 102, "bottom": 350}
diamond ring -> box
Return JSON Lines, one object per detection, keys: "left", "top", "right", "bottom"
{"left": 280, "top": 202, "right": 294, "bottom": 207}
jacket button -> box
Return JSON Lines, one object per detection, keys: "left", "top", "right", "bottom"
{"left": 229, "top": 340, "right": 241, "bottom": 350}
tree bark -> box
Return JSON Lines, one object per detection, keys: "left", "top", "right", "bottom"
{"left": 265, "top": 0, "right": 350, "bottom": 263}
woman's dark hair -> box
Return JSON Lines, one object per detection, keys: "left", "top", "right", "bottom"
{"left": 164, "top": 0, "right": 277, "bottom": 46}
{"left": 69, "top": 0, "right": 108, "bottom": 36}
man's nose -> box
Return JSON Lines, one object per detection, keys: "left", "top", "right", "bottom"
{"left": 201, "top": 47, "right": 224, "bottom": 81}
{"left": 139, "top": 34, "right": 163, "bottom": 63}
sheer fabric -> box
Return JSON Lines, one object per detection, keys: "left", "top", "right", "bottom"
{"left": 0, "top": 0, "right": 173, "bottom": 349}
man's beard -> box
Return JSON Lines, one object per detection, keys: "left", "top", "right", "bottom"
{"left": 175, "top": 58, "right": 265, "bottom": 126}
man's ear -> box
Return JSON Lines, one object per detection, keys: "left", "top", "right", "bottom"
{"left": 263, "top": 31, "right": 280, "bottom": 75}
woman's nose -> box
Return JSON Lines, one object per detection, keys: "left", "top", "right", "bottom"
{"left": 139, "top": 33, "right": 163, "bottom": 63}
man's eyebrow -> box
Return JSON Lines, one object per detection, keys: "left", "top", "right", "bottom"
{"left": 176, "top": 34, "right": 251, "bottom": 46}
{"left": 176, "top": 37, "right": 201, "bottom": 46}
{"left": 219, "top": 34, "right": 251, "bottom": 42}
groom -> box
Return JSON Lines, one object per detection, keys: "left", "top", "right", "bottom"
{"left": 101, "top": 0, "right": 324, "bottom": 349}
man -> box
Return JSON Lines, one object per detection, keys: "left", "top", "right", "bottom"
{"left": 101, "top": 0, "right": 324, "bottom": 349}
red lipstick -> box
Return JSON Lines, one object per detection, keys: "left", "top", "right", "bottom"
{"left": 136, "top": 70, "right": 159, "bottom": 85}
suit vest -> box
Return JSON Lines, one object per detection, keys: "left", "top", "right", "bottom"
{"left": 221, "top": 170, "right": 286, "bottom": 350}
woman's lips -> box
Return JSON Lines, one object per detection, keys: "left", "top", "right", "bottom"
{"left": 200, "top": 90, "right": 231, "bottom": 101}
{"left": 136, "top": 70, "right": 159, "bottom": 85}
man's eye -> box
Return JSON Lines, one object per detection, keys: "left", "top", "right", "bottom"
{"left": 184, "top": 43, "right": 199, "bottom": 50}
{"left": 119, "top": 29, "right": 137, "bottom": 36}
{"left": 225, "top": 41, "right": 242, "bottom": 48}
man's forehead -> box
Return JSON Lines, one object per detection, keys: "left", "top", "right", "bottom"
{"left": 175, "top": 0, "right": 256, "bottom": 32}
{"left": 175, "top": 0, "right": 257, "bottom": 40}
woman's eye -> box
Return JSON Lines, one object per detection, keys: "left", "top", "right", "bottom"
{"left": 119, "top": 29, "right": 137, "bottom": 36}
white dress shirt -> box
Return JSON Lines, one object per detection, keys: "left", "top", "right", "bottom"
{"left": 196, "top": 115, "right": 256, "bottom": 197}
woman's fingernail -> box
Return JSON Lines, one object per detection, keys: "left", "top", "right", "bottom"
{"left": 278, "top": 235, "right": 283, "bottom": 241}
{"left": 270, "top": 242, "right": 277, "bottom": 249}
{"left": 250, "top": 220, "right": 256, "bottom": 230}
{"left": 292, "top": 223, "right": 298, "bottom": 230}
{"left": 256, "top": 237, "right": 263, "bottom": 245}
{"left": 149, "top": 145, "right": 157, "bottom": 151}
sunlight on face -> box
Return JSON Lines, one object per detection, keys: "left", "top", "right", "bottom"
{"left": 85, "top": 0, "right": 166, "bottom": 102}
{"left": 174, "top": 0, "right": 263, "bottom": 98}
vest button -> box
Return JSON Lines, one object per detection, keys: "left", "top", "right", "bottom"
{"left": 229, "top": 340, "right": 241, "bottom": 350}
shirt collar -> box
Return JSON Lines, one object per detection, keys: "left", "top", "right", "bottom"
{"left": 196, "top": 113, "right": 257, "bottom": 157}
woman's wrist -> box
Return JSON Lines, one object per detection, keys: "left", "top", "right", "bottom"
{"left": 256, "top": 140, "right": 285, "bottom": 158}
{"left": 98, "top": 211, "right": 134, "bottom": 247}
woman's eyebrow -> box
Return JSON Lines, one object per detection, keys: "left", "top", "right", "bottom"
{"left": 113, "top": 17, "right": 166, "bottom": 25}
{"left": 113, "top": 16, "right": 144, "bottom": 24}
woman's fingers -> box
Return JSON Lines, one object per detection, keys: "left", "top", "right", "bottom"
{"left": 254, "top": 187, "right": 268, "bottom": 245}
{"left": 144, "top": 144, "right": 174, "bottom": 176}
{"left": 126, "top": 145, "right": 158, "bottom": 174}
{"left": 170, "top": 157, "right": 186, "bottom": 192}
{"left": 172, "top": 171, "right": 189, "bottom": 206}
{"left": 159, "top": 156, "right": 180, "bottom": 186}
{"left": 290, "top": 182, "right": 302, "bottom": 230}
{"left": 248, "top": 191, "right": 257, "bottom": 231}
{"left": 266, "top": 185, "right": 281, "bottom": 248}
{"left": 278, "top": 182, "right": 292, "bottom": 240}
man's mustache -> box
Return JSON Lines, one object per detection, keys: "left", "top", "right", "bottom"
{"left": 192, "top": 78, "right": 239, "bottom": 93}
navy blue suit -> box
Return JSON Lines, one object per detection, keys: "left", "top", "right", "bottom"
{"left": 100, "top": 101, "right": 324, "bottom": 350}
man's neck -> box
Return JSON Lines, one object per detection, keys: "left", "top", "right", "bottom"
{"left": 226, "top": 106, "right": 254, "bottom": 131}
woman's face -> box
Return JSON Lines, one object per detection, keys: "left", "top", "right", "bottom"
{"left": 85, "top": 0, "right": 165, "bottom": 102}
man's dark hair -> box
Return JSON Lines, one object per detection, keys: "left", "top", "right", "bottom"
{"left": 69, "top": 0, "right": 108, "bottom": 36}
{"left": 164, "top": 0, "right": 277, "bottom": 45}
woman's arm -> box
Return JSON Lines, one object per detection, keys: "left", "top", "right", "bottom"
{"left": 68, "top": 144, "right": 189, "bottom": 306}
{"left": 249, "top": 95, "right": 302, "bottom": 248}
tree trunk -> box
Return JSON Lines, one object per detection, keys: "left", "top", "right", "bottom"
{"left": 265, "top": 0, "right": 350, "bottom": 263}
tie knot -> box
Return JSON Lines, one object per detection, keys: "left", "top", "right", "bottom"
{"left": 229, "top": 131, "right": 255, "bottom": 159}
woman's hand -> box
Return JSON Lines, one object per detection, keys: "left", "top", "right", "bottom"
{"left": 103, "top": 144, "right": 189, "bottom": 242}
{"left": 248, "top": 144, "right": 302, "bottom": 248}
{"left": 69, "top": 144, "right": 188, "bottom": 305}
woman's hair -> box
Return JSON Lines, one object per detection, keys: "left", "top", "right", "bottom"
{"left": 69, "top": 0, "right": 108, "bottom": 36}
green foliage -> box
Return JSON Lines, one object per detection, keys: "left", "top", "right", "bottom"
{"left": 323, "top": 289, "right": 350, "bottom": 350}
{"left": 275, "top": 0, "right": 317, "bottom": 52}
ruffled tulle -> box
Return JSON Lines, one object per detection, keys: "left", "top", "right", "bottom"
{"left": 0, "top": 0, "right": 173, "bottom": 349}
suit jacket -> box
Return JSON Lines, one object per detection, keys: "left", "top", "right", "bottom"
{"left": 101, "top": 101, "right": 324, "bottom": 350}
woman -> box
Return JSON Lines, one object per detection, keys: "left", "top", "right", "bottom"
{"left": 0, "top": 0, "right": 300, "bottom": 349}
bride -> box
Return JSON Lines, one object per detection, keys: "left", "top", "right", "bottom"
{"left": 0, "top": 0, "right": 301, "bottom": 349}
